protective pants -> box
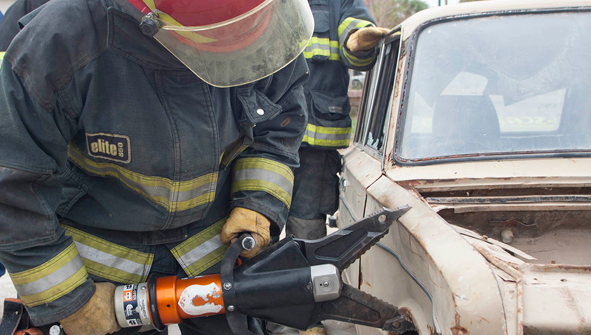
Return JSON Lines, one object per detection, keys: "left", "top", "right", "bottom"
{"left": 286, "top": 148, "right": 341, "bottom": 239}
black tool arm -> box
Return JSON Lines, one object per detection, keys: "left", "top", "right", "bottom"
{"left": 296, "top": 206, "right": 411, "bottom": 270}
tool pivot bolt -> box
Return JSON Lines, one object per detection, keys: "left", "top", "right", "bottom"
{"left": 223, "top": 282, "right": 232, "bottom": 290}
{"left": 378, "top": 214, "right": 387, "bottom": 223}
{"left": 227, "top": 305, "right": 235, "bottom": 312}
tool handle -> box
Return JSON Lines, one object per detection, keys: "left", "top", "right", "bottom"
{"left": 239, "top": 233, "right": 256, "bottom": 251}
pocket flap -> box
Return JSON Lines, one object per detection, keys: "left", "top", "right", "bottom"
{"left": 310, "top": 90, "right": 350, "bottom": 116}
{"left": 312, "top": 10, "right": 330, "bottom": 33}
{"left": 237, "top": 87, "right": 283, "bottom": 124}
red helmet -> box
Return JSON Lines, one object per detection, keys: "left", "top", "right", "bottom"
{"left": 128, "top": 0, "right": 314, "bottom": 87}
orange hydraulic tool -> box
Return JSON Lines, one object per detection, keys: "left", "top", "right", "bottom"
{"left": 112, "top": 208, "right": 415, "bottom": 335}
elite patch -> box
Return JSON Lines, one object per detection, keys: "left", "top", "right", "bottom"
{"left": 86, "top": 133, "right": 131, "bottom": 163}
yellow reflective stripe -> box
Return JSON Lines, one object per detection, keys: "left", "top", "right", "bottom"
{"left": 68, "top": 145, "right": 217, "bottom": 212}
{"left": 63, "top": 225, "right": 153, "bottom": 283}
{"left": 0, "top": 51, "right": 5, "bottom": 65}
{"left": 10, "top": 244, "right": 88, "bottom": 307}
{"left": 343, "top": 48, "right": 377, "bottom": 67}
{"left": 232, "top": 158, "right": 294, "bottom": 207}
{"left": 171, "top": 218, "right": 228, "bottom": 277}
{"left": 302, "top": 124, "right": 352, "bottom": 147}
{"left": 304, "top": 37, "right": 340, "bottom": 60}
{"left": 338, "top": 17, "right": 375, "bottom": 39}
{"left": 302, "top": 136, "right": 351, "bottom": 147}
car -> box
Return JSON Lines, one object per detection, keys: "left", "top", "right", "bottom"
{"left": 337, "top": 0, "right": 591, "bottom": 334}
{"left": 350, "top": 70, "right": 366, "bottom": 90}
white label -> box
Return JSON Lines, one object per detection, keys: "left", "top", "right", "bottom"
{"left": 178, "top": 282, "right": 223, "bottom": 316}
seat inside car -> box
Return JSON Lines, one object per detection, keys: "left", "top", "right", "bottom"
{"left": 430, "top": 95, "right": 500, "bottom": 156}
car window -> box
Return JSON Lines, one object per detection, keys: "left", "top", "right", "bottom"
{"left": 353, "top": 68, "right": 376, "bottom": 143}
{"left": 397, "top": 12, "right": 591, "bottom": 163}
{"left": 354, "top": 34, "right": 401, "bottom": 154}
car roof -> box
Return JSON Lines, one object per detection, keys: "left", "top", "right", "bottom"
{"left": 400, "top": 0, "right": 591, "bottom": 39}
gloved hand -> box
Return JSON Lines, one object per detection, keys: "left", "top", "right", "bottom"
{"left": 221, "top": 207, "right": 271, "bottom": 258}
{"left": 345, "top": 27, "right": 391, "bottom": 52}
{"left": 60, "top": 282, "right": 121, "bottom": 335}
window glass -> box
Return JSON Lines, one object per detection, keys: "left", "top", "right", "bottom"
{"left": 398, "top": 12, "right": 591, "bottom": 161}
{"left": 353, "top": 65, "right": 376, "bottom": 143}
{"left": 364, "top": 38, "right": 400, "bottom": 153}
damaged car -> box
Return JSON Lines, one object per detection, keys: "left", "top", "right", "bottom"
{"left": 338, "top": 0, "right": 591, "bottom": 334}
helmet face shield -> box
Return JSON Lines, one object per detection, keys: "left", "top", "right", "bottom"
{"left": 147, "top": 0, "right": 314, "bottom": 87}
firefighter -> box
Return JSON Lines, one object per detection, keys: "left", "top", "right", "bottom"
{"left": 0, "top": 0, "right": 313, "bottom": 334}
{"left": 287, "top": 2, "right": 388, "bottom": 246}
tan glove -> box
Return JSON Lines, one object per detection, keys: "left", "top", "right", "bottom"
{"left": 220, "top": 207, "right": 271, "bottom": 258}
{"left": 60, "top": 282, "right": 121, "bottom": 335}
{"left": 346, "top": 27, "right": 391, "bottom": 52}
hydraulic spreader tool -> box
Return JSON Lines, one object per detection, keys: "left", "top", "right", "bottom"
{"left": 0, "top": 207, "right": 414, "bottom": 335}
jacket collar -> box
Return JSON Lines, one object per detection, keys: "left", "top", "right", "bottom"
{"left": 106, "top": 3, "right": 188, "bottom": 70}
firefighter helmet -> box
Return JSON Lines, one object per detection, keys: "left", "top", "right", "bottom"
{"left": 128, "top": 0, "right": 314, "bottom": 87}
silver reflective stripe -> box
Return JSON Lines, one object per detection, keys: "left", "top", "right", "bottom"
{"left": 74, "top": 242, "right": 150, "bottom": 278}
{"left": 305, "top": 44, "right": 339, "bottom": 56}
{"left": 70, "top": 147, "right": 215, "bottom": 201}
{"left": 304, "top": 129, "right": 351, "bottom": 141}
{"left": 68, "top": 146, "right": 217, "bottom": 212}
{"left": 14, "top": 256, "right": 84, "bottom": 297}
{"left": 234, "top": 169, "right": 293, "bottom": 195}
{"left": 176, "top": 234, "right": 224, "bottom": 269}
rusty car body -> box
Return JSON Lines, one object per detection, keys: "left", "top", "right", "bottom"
{"left": 337, "top": 1, "right": 591, "bottom": 334}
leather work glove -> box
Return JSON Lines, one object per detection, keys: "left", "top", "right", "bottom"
{"left": 60, "top": 282, "right": 121, "bottom": 335}
{"left": 346, "top": 27, "right": 391, "bottom": 52}
{"left": 221, "top": 207, "right": 271, "bottom": 258}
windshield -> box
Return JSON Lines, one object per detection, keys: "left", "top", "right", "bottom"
{"left": 398, "top": 11, "right": 591, "bottom": 162}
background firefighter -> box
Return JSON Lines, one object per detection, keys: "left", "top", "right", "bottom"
{"left": 280, "top": 1, "right": 389, "bottom": 334}
{"left": 286, "top": 0, "right": 389, "bottom": 260}
{"left": 0, "top": 0, "right": 313, "bottom": 334}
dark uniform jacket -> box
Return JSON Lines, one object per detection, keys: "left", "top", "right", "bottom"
{"left": 302, "top": 0, "right": 378, "bottom": 149}
{"left": 0, "top": 0, "right": 308, "bottom": 325}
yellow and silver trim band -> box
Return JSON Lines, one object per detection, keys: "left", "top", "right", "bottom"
{"left": 68, "top": 145, "right": 217, "bottom": 212}
{"left": 303, "top": 124, "right": 351, "bottom": 147}
{"left": 63, "top": 225, "right": 153, "bottom": 284}
{"left": 9, "top": 243, "right": 88, "bottom": 307}
{"left": 171, "top": 218, "right": 228, "bottom": 277}
{"left": 232, "top": 157, "right": 294, "bottom": 208}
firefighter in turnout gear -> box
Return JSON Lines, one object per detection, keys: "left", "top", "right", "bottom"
{"left": 287, "top": 2, "right": 387, "bottom": 242}
{"left": 0, "top": 0, "right": 313, "bottom": 334}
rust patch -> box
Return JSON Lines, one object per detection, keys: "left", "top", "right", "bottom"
{"left": 451, "top": 326, "right": 470, "bottom": 335}
{"left": 452, "top": 313, "right": 469, "bottom": 335}
{"left": 531, "top": 263, "right": 591, "bottom": 273}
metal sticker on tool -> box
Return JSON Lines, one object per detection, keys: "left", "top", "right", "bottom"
{"left": 178, "top": 282, "right": 223, "bottom": 316}
{"left": 121, "top": 284, "right": 143, "bottom": 326}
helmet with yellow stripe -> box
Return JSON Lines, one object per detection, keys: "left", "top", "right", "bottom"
{"left": 127, "top": 0, "right": 314, "bottom": 87}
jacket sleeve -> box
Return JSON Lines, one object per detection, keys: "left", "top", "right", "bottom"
{"left": 0, "top": 52, "right": 94, "bottom": 325}
{"left": 338, "top": 0, "right": 379, "bottom": 71}
{"left": 230, "top": 55, "right": 309, "bottom": 235}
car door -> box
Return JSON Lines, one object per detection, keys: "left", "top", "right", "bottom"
{"left": 338, "top": 29, "right": 402, "bottom": 304}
